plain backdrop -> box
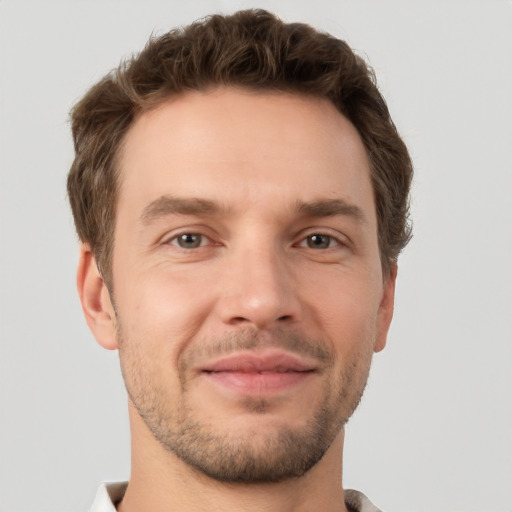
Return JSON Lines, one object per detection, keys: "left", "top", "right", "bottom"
{"left": 1, "top": 1, "right": 511, "bottom": 511}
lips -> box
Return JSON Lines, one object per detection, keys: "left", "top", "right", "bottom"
{"left": 200, "top": 350, "right": 317, "bottom": 395}
{"left": 203, "top": 351, "right": 315, "bottom": 373}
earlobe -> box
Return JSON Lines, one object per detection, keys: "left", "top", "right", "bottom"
{"left": 374, "top": 262, "right": 397, "bottom": 353}
{"left": 76, "top": 244, "right": 118, "bottom": 350}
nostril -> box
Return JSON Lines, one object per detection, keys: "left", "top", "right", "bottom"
{"left": 229, "top": 315, "right": 292, "bottom": 325}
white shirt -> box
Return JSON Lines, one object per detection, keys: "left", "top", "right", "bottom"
{"left": 89, "top": 482, "right": 383, "bottom": 512}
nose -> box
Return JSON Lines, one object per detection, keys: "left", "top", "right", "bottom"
{"left": 217, "top": 244, "right": 301, "bottom": 329}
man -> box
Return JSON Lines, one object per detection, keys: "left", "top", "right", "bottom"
{"left": 67, "top": 9, "right": 412, "bottom": 512}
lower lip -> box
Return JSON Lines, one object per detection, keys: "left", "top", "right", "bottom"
{"left": 203, "top": 371, "right": 313, "bottom": 395}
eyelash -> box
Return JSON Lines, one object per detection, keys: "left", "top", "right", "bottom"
{"left": 296, "top": 234, "right": 343, "bottom": 250}
{"left": 165, "top": 231, "right": 345, "bottom": 251}
{"left": 167, "top": 233, "right": 213, "bottom": 249}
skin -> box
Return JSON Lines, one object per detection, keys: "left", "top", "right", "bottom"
{"left": 77, "top": 88, "right": 396, "bottom": 512}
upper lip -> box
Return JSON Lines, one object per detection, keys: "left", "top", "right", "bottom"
{"left": 201, "top": 350, "right": 317, "bottom": 373}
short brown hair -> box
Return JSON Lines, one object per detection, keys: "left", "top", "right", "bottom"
{"left": 67, "top": 9, "right": 412, "bottom": 286}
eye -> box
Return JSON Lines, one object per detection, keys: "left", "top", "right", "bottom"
{"left": 169, "top": 233, "right": 207, "bottom": 249}
{"left": 300, "top": 234, "right": 339, "bottom": 249}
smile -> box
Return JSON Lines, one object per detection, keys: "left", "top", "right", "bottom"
{"left": 200, "top": 350, "right": 317, "bottom": 395}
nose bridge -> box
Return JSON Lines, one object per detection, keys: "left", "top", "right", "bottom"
{"left": 219, "top": 236, "right": 299, "bottom": 328}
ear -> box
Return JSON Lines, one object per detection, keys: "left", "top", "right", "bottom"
{"left": 374, "top": 262, "right": 397, "bottom": 353}
{"left": 76, "top": 244, "right": 118, "bottom": 350}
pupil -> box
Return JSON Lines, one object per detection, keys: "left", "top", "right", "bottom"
{"left": 308, "top": 235, "right": 330, "bottom": 249}
{"left": 179, "top": 234, "right": 201, "bottom": 248}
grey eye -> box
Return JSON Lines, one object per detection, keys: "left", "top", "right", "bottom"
{"left": 175, "top": 233, "right": 203, "bottom": 248}
{"left": 306, "top": 234, "right": 333, "bottom": 249}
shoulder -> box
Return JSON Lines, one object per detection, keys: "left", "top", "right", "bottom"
{"left": 88, "top": 482, "right": 128, "bottom": 512}
{"left": 345, "top": 489, "right": 383, "bottom": 512}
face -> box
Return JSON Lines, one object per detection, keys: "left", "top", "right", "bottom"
{"left": 81, "top": 88, "right": 395, "bottom": 483}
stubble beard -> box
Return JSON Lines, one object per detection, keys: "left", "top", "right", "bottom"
{"left": 118, "top": 326, "right": 374, "bottom": 484}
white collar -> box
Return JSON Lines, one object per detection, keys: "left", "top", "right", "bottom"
{"left": 89, "top": 482, "right": 382, "bottom": 512}
{"left": 89, "top": 482, "right": 127, "bottom": 512}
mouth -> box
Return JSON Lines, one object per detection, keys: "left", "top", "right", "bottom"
{"left": 200, "top": 350, "right": 317, "bottom": 395}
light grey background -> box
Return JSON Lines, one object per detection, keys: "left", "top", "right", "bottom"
{"left": 1, "top": 1, "right": 511, "bottom": 511}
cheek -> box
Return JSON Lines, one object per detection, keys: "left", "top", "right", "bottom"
{"left": 115, "top": 268, "right": 216, "bottom": 358}
{"left": 304, "top": 268, "right": 382, "bottom": 350}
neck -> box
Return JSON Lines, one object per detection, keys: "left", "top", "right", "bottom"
{"left": 117, "top": 403, "right": 350, "bottom": 512}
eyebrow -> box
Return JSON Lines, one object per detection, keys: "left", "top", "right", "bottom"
{"left": 295, "top": 199, "right": 367, "bottom": 224}
{"left": 140, "top": 195, "right": 227, "bottom": 225}
{"left": 140, "top": 195, "right": 366, "bottom": 225}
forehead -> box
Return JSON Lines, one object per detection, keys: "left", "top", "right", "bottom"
{"left": 117, "top": 87, "right": 374, "bottom": 222}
